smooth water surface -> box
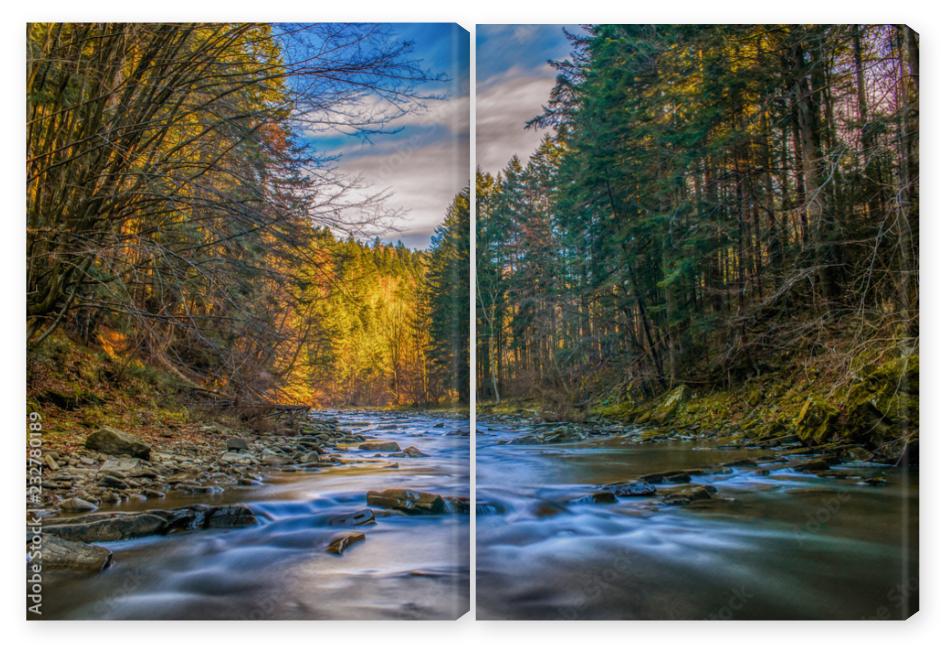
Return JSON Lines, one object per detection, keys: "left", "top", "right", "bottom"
{"left": 44, "top": 411, "right": 469, "bottom": 620}
{"left": 476, "top": 418, "right": 918, "bottom": 619}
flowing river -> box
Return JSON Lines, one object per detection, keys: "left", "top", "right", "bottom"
{"left": 476, "top": 416, "right": 918, "bottom": 620}
{"left": 41, "top": 411, "right": 470, "bottom": 620}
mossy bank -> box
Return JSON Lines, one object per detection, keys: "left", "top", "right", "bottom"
{"left": 481, "top": 353, "right": 919, "bottom": 464}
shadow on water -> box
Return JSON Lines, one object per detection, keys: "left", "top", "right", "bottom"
{"left": 475, "top": 418, "right": 918, "bottom": 620}
{"left": 43, "top": 411, "right": 470, "bottom": 620}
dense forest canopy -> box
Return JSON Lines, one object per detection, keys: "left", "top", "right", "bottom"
{"left": 27, "top": 23, "right": 468, "bottom": 408}
{"left": 477, "top": 24, "right": 918, "bottom": 404}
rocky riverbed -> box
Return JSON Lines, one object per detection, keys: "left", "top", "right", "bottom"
{"left": 28, "top": 411, "right": 470, "bottom": 619}
{"left": 476, "top": 412, "right": 918, "bottom": 619}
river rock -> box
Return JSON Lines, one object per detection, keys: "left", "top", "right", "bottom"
{"left": 640, "top": 470, "right": 695, "bottom": 484}
{"left": 403, "top": 446, "right": 427, "bottom": 457}
{"left": 793, "top": 458, "right": 832, "bottom": 472}
{"left": 98, "top": 474, "right": 129, "bottom": 489}
{"left": 367, "top": 488, "right": 447, "bottom": 514}
{"left": 38, "top": 535, "right": 112, "bottom": 572}
{"left": 661, "top": 484, "right": 717, "bottom": 505}
{"left": 576, "top": 491, "right": 619, "bottom": 504}
{"left": 327, "top": 508, "right": 376, "bottom": 527}
{"left": 205, "top": 504, "right": 257, "bottom": 528}
{"left": 85, "top": 427, "right": 151, "bottom": 459}
{"left": 475, "top": 500, "right": 506, "bottom": 515}
{"left": 100, "top": 456, "right": 141, "bottom": 473}
{"left": 444, "top": 495, "right": 470, "bottom": 513}
{"left": 532, "top": 500, "right": 570, "bottom": 517}
{"left": 843, "top": 446, "right": 875, "bottom": 463}
{"left": 326, "top": 531, "right": 365, "bottom": 555}
{"left": 226, "top": 437, "right": 249, "bottom": 452}
{"left": 219, "top": 451, "right": 252, "bottom": 465}
{"left": 602, "top": 480, "right": 657, "bottom": 497}
{"left": 60, "top": 497, "right": 98, "bottom": 513}
{"left": 46, "top": 512, "right": 167, "bottom": 542}
{"left": 359, "top": 440, "right": 401, "bottom": 452}
{"left": 721, "top": 458, "right": 758, "bottom": 468}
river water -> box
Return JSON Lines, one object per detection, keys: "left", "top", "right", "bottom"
{"left": 476, "top": 417, "right": 918, "bottom": 620}
{"left": 42, "top": 411, "right": 470, "bottom": 620}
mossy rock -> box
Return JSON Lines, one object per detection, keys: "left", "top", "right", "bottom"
{"left": 794, "top": 397, "right": 837, "bottom": 444}
{"left": 862, "top": 354, "right": 918, "bottom": 396}
{"left": 651, "top": 384, "right": 689, "bottom": 423}
{"left": 838, "top": 354, "right": 918, "bottom": 443}
{"left": 592, "top": 400, "right": 640, "bottom": 422}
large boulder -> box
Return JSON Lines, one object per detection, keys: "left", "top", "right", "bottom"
{"left": 46, "top": 512, "right": 167, "bottom": 542}
{"left": 652, "top": 384, "right": 689, "bottom": 423}
{"left": 44, "top": 504, "right": 257, "bottom": 542}
{"left": 37, "top": 535, "right": 112, "bottom": 572}
{"left": 367, "top": 488, "right": 447, "bottom": 514}
{"left": 794, "top": 397, "right": 837, "bottom": 444}
{"left": 85, "top": 427, "right": 151, "bottom": 459}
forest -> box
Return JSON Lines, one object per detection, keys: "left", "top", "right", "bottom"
{"left": 27, "top": 23, "right": 468, "bottom": 419}
{"left": 476, "top": 25, "right": 918, "bottom": 442}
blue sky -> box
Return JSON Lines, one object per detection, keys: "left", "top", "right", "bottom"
{"left": 281, "top": 24, "right": 579, "bottom": 247}
{"left": 476, "top": 25, "right": 578, "bottom": 174}
{"left": 291, "top": 23, "right": 469, "bottom": 249}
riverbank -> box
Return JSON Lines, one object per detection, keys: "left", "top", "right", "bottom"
{"left": 479, "top": 352, "right": 919, "bottom": 465}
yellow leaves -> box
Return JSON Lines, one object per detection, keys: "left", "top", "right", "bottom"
{"left": 96, "top": 327, "right": 130, "bottom": 360}
{"left": 273, "top": 235, "right": 436, "bottom": 407}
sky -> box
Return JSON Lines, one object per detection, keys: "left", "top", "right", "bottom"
{"left": 476, "top": 25, "right": 578, "bottom": 175}
{"left": 296, "top": 23, "right": 470, "bottom": 250}
{"left": 291, "top": 24, "right": 576, "bottom": 248}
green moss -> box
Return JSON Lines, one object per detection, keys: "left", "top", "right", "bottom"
{"left": 652, "top": 384, "right": 689, "bottom": 423}
{"left": 590, "top": 399, "right": 640, "bottom": 421}
{"left": 794, "top": 397, "right": 837, "bottom": 444}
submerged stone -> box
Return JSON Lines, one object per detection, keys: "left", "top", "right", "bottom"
{"left": 366, "top": 488, "right": 447, "bottom": 514}
{"left": 602, "top": 480, "right": 657, "bottom": 497}
{"left": 326, "top": 531, "right": 365, "bottom": 555}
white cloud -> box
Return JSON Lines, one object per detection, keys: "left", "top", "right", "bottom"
{"left": 335, "top": 135, "right": 469, "bottom": 248}
{"left": 476, "top": 67, "right": 556, "bottom": 174}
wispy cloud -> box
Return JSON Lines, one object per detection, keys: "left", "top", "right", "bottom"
{"left": 298, "top": 23, "right": 469, "bottom": 249}
{"left": 475, "top": 25, "right": 576, "bottom": 174}
{"left": 336, "top": 134, "right": 469, "bottom": 247}
{"left": 476, "top": 66, "right": 555, "bottom": 174}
